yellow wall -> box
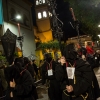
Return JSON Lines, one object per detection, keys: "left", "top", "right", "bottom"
{"left": 34, "top": 28, "right": 53, "bottom": 42}
{"left": 35, "top": 50, "right": 43, "bottom": 60}
{"left": 36, "top": 19, "right": 51, "bottom": 32}
{"left": 33, "top": 14, "right": 54, "bottom": 60}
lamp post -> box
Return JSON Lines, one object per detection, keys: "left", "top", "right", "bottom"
{"left": 15, "top": 17, "right": 24, "bottom": 57}
{"left": 17, "top": 35, "right": 23, "bottom": 57}
{"left": 9, "top": 15, "right": 23, "bottom": 57}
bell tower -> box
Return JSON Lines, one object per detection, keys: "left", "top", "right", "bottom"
{"left": 34, "top": 0, "right": 53, "bottom": 42}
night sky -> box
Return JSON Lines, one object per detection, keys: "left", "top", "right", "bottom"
{"left": 29, "top": 0, "right": 85, "bottom": 41}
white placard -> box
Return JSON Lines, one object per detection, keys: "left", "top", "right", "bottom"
{"left": 48, "top": 69, "right": 53, "bottom": 76}
{"left": 66, "top": 67, "right": 75, "bottom": 79}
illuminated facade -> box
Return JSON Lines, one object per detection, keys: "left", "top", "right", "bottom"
{"left": 34, "top": 0, "right": 53, "bottom": 43}
{"left": 34, "top": 0, "right": 54, "bottom": 60}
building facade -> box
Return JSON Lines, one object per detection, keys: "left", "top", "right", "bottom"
{"left": 1, "top": 0, "right": 36, "bottom": 57}
{"left": 34, "top": 0, "right": 53, "bottom": 43}
{"left": 33, "top": 0, "right": 54, "bottom": 60}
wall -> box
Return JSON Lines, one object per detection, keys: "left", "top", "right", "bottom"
{"left": 2, "top": 0, "right": 36, "bottom": 57}
{"left": 34, "top": 19, "right": 53, "bottom": 42}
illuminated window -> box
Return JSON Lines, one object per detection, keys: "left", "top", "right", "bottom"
{"left": 49, "top": 12, "right": 52, "bottom": 17}
{"left": 36, "top": 0, "right": 39, "bottom": 5}
{"left": 43, "top": 0, "right": 45, "bottom": 3}
{"left": 38, "top": 12, "right": 42, "bottom": 19}
{"left": 39, "top": 0, "right": 42, "bottom": 4}
{"left": 43, "top": 11, "right": 47, "bottom": 18}
{"left": 36, "top": 0, "right": 46, "bottom": 5}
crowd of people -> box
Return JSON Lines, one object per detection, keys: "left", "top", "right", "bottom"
{"left": 41, "top": 43, "right": 100, "bottom": 100}
{"left": 0, "top": 43, "right": 100, "bottom": 100}
{"left": 0, "top": 57, "right": 38, "bottom": 100}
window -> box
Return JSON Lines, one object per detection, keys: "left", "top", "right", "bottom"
{"left": 39, "top": 0, "right": 42, "bottom": 4}
{"left": 43, "top": 0, "right": 45, "bottom": 3}
{"left": 43, "top": 11, "right": 47, "bottom": 18}
{"left": 37, "top": 10, "right": 48, "bottom": 20}
{"left": 36, "top": 0, "right": 39, "bottom": 5}
{"left": 36, "top": 0, "right": 46, "bottom": 5}
{"left": 38, "top": 12, "right": 42, "bottom": 19}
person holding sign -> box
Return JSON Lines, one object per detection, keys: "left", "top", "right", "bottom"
{"left": 55, "top": 43, "right": 100, "bottom": 100}
{"left": 41, "top": 53, "right": 62, "bottom": 100}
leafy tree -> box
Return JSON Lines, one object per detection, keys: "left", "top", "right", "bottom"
{"left": 64, "top": 0, "right": 100, "bottom": 41}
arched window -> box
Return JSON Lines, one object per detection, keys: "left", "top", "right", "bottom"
{"left": 36, "top": 0, "right": 39, "bottom": 5}
{"left": 43, "top": 11, "right": 47, "bottom": 18}
{"left": 43, "top": 0, "right": 45, "bottom": 4}
{"left": 38, "top": 12, "right": 42, "bottom": 19}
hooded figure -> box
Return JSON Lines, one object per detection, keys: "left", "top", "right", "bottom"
{"left": 23, "top": 57, "right": 35, "bottom": 78}
{"left": 63, "top": 43, "right": 78, "bottom": 62}
{"left": 55, "top": 43, "right": 99, "bottom": 100}
{"left": 23, "top": 57, "right": 38, "bottom": 100}
{"left": 4, "top": 57, "right": 35, "bottom": 100}
{"left": 41, "top": 53, "right": 62, "bottom": 100}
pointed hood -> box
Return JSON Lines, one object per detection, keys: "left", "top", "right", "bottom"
{"left": 63, "top": 43, "right": 78, "bottom": 61}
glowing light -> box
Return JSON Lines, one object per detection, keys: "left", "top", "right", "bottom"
{"left": 43, "top": 11, "right": 47, "bottom": 17}
{"left": 98, "top": 25, "right": 100, "bottom": 27}
{"left": 98, "top": 34, "right": 100, "bottom": 38}
{"left": 38, "top": 12, "right": 42, "bottom": 19}
{"left": 16, "top": 15, "right": 21, "bottom": 19}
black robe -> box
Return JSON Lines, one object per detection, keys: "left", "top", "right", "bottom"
{"left": 41, "top": 60, "right": 62, "bottom": 100}
{"left": 55, "top": 58, "right": 95, "bottom": 100}
{"left": 4, "top": 66, "right": 35, "bottom": 100}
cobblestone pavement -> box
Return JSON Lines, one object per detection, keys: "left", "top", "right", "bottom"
{"left": 37, "top": 67, "right": 100, "bottom": 100}
{"left": 37, "top": 85, "right": 49, "bottom": 100}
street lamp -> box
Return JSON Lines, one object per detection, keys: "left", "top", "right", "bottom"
{"left": 9, "top": 15, "right": 21, "bottom": 21}
{"left": 16, "top": 15, "right": 21, "bottom": 19}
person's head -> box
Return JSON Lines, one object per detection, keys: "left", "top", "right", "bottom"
{"left": 63, "top": 43, "right": 78, "bottom": 60}
{"left": 14, "top": 57, "right": 24, "bottom": 67}
{"left": 59, "top": 56, "right": 66, "bottom": 65}
{"left": 14, "top": 57, "right": 24, "bottom": 72}
{"left": 5, "top": 57, "right": 25, "bottom": 81}
{"left": 24, "top": 57, "right": 30, "bottom": 66}
{"left": 32, "top": 59, "right": 36, "bottom": 64}
{"left": 87, "top": 42, "right": 92, "bottom": 48}
{"left": 44, "top": 53, "right": 52, "bottom": 63}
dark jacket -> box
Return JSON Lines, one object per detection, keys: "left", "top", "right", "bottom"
{"left": 33, "top": 63, "right": 38, "bottom": 75}
{"left": 56, "top": 43, "right": 95, "bottom": 100}
{"left": 41, "top": 59, "right": 62, "bottom": 100}
{"left": 13, "top": 70, "right": 34, "bottom": 100}
{"left": 55, "top": 58, "right": 94, "bottom": 100}
{"left": 0, "top": 66, "right": 8, "bottom": 91}
{"left": 4, "top": 66, "right": 35, "bottom": 100}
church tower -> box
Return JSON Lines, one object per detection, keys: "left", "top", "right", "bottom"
{"left": 34, "top": 0, "right": 53, "bottom": 42}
